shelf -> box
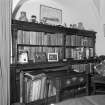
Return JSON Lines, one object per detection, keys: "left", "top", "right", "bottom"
{"left": 65, "top": 46, "right": 94, "bottom": 48}
{"left": 93, "top": 80, "right": 105, "bottom": 84}
{"left": 12, "top": 20, "right": 96, "bottom": 37}
{"left": 17, "top": 44, "right": 64, "bottom": 48}
{"left": 94, "top": 90, "right": 105, "bottom": 93}
{"left": 10, "top": 58, "right": 102, "bottom": 72}
{"left": 17, "top": 44, "right": 94, "bottom": 48}
{"left": 10, "top": 61, "right": 68, "bottom": 71}
{"left": 25, "top": 96, "right": 56, "bottom": 105}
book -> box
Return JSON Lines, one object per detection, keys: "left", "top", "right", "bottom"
{"left": 24, "top": 73, "right": 47, "bottom": 102}
{"left": 23, "top": 31, "right": 30, "bottom": 44}
{"left": 17, "top": 30, "right": 24, "bottom": 44}
{"left": 40, "top": 76, "right": 47, "bottom": 99}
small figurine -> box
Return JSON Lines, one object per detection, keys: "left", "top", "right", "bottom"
{"left": 43, "top": 17, "right": 47, "bottom": 24}
{"left": 72, "top": 24, "right": 77, "bottom": 28}
{"left": 78, "top": 22, "right": 84, "bottom": 29}
{"left": 19, "top": 11, "right": 28, "bottom": 21}
{"left": 30, "top": 15, "right": 38, "bottom": 23}
{"left": 64, "top": 23, "right": 67, "bottom": 27}
{"left": 70, "top": 24, "right": 73, "bottom": 28}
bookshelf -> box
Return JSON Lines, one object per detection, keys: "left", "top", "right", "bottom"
{"left": 11, "top": 19, "right": 97, "bottom": 105}
{"left": 11, "top": 20, "right": 96, "bottom": 64}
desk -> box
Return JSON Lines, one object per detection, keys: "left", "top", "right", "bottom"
{"left": 55, "top": 95, "right": 105, "bottom": 105}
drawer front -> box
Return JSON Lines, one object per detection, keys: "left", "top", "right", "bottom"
{"left": 60, "top": 75, "right": 87, "bottom": 89}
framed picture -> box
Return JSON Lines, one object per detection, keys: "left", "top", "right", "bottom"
{"left": 40, "top": 4, "right": 62, "bottom": 25}
{"left": 18, "top": 50, "right": 28, "bottom": 64}
{"left": 48, "top": 53, "right": 58, "bottom": 62}
{"left": 34, "top": 52, "right": 47, "bottom": 63}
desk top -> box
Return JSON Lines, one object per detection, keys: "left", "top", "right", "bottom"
{"left": 55, "top": 95, "right": 105, "bottom": 105}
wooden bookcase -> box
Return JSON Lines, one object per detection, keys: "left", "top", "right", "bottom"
{"left": 11, "top": 20, "right": 97, "bottom": 105}
{"left": 11, "top": 20, "right": 96, "bottom": 64}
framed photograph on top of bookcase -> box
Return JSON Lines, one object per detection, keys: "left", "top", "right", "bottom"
{"left": 40, "top": 4, "right": 62, "bottom": 25}
{"left": 48, "top": 53, "right": 58, "bottom": 62}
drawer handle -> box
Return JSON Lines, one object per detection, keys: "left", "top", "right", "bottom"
{"left": 66, "top": 80, "right": 71, "bottom": 85}
{"left": 79, "top": 77, "right": 84, "bottom": 82}
{"left": 72, "top": 77, "right": 77, "bottom": 81}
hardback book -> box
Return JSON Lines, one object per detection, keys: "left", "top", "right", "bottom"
{"left": 24, "top": 73, "right": 47, "bottom": 102}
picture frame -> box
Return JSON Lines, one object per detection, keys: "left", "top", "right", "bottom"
{"left": 34, "top": 52, "right": 47, "bottom": 63}
{"left": 48, "top": 53, "right": 58, "bottom": 62}
{"left": 18, "top": 50, "right": 28, "bottom": 64}
{"left": 40, "top": 4, "right": 62, "bottom": 25}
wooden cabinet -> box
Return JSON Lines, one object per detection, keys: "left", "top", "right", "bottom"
{"left": 11, "top": 19, "right": 97, "bottom": 105}
{"left": 10, "top": 63, "right": 90, "bottom": 104}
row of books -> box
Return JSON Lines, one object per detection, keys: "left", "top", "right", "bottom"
{"left": 24, "top": 73, "right": 56, "bottom": 103}
{"left": 43, "top": 33, "right": 63, "bottom": 45}
{"left": 66, "top": 47, "right": 94, "bottom": 60}
{"left": 17, "top": 31, "right": 63, "bottom": 45}
{"left": 17, "top": 31, "right": 93, "bottom": 47}
{"left": 66, "top": 35, "right": 94, "bottom": 47}
{"left": 72, "top": 63, "right": 92, "bottom": 73}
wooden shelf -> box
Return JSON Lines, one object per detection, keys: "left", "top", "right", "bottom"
{"left": 25, "top": 96, "right": 56, "bottom": 105}
{"left": 65, "top": 46, "right": 94, "bottom": 48}
{"left": 12, "top": 20, "right": 96, "bottom": 37}
{"left": 10, "top": 58, "right": 102, "bottom": 73}
{"left": 17, "top": 44, "right": 64, "bottom": 48}
{"left": 17, "top": 44, "right": 94, "bottom": 48}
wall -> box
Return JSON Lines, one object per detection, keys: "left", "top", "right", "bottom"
{"left": 98, "top": 0, "right": 105, "bottom": 55}
{"left": 12, "top": 0, "right": 105, "bottom": 56}
{"left": 0, "top": 0, "right": 11, "bottom": 105}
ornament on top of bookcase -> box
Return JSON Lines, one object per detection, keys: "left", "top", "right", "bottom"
{"left": 63, "top": 23, "right": 67, "bottom": 27}
{"left": 40, "top": 17, "right": 47, "bottom": 24}
{"left": 30, "top": 15, "right": 38, "bottom": 23}
{"left": 72, "top": 24, "right": 77, "bottom": 29}
{"left": 77, "top": 22, "right": 84, "bottom": 30}
{"left": 19, "top": 11, "right": 28, "bottom": 21}
{"left": 70, "top": 24, "right": 73, "bottom": 28}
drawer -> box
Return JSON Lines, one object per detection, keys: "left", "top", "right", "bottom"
{"left": 60, "top": 75, "right": 87, "bottom": 89}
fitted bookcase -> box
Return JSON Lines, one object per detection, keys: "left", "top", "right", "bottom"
{"left": 11, "top": 20, "right": 97, "bottom": 105}
{"left": 11, "top": 20, "right": 96, "bottom": 64}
